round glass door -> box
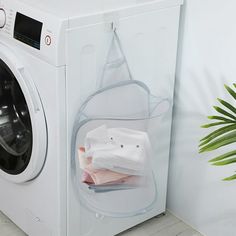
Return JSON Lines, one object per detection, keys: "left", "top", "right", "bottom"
{"left": 0, "top": 59, "right": 32, "bottom": 175}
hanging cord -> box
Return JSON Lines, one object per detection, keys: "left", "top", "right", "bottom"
{"left": 98, "top": 23, "right": 133, "bottom": 89}
{"left": 113, "top": 26, "right": 133, "bottom": 81}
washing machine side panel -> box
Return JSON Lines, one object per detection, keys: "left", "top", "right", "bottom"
{"left": 25, "top": 54, "right": 67, "bottom": 236}
{"left": 66, "top": 5, "right": 181, "bottom": 236}
{"left": 0, "top": 51, "right": 67, "bottom": 236}
{"left": 27, "top": 55, "right": 67, "bottom": 236}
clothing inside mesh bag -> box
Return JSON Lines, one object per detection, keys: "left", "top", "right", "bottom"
{"left": 78, "top": 125, "right": 151, "bottom": 192}
{"left": 85, "top": 125, "right": 151, "bottom": 175}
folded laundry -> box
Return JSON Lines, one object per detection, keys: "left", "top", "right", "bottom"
{"left": 82, "top": 164, "right": 130, "bottom": 185}
{"left": 89, "top": 179, "right": 140, "bottom": 193}
{"left": 84, "top": 125, "right": 111, "bottom": 152}
{"left": 92, "top": 145, "right": 147, "bottom": 175}
{"left": 84, "top": 125, "right": 151, "bottom": 175}
{"left": 79, "top": 146, "right": 132, "bottom": 185}
{"left": 89, "top": 175, "right": 142, "bottom": 186}
{"left": 77, "top": 125, "right": 152, "bottom": 193}
{"left": 82, "top": 167, "right": 144, "bottom": 193}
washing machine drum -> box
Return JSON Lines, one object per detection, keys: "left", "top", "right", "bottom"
{"left": 0, "top": 59, "right": 32, "bottom": 175}
{"left": 0, "top": 55, "right": 47, "bottom": 183}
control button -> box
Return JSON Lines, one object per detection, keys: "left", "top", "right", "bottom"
{"left": 0, "top": 9, "right": 6, "bottom": 28}
{"left": 45, "top": 35, "right": 51, "bottom": 46}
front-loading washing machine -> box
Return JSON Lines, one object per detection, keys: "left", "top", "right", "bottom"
{"left": 0, "top": 0, "right": 183, "bottom": 235}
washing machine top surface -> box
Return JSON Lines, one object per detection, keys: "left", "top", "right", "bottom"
{"left": 18, "top": 0, "right": 183, "bottom": 18}
{"left": 0, "top": 0, "right": 183, "bottom": 67}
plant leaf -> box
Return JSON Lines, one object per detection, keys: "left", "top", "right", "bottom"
{"left": 212, "top": 157, "right": 236, "bottom": 166}
{"left": 213, "top": 106, "right": 236, "bottom": 120}
{"left": 225, "top": 84, "right": 236, "bottom": 100}
{"left": 199, "top": 84, "right": 236, "bottom": 181}
{"left": 199, "top": 131, "right": 236, "bottom": 153}
{"left": 207, "top": 116, "right": 235, "bottom": 122}
{"left": 223, "top": 174, "right": 236, "bottom": 181}
{"left": 209, "top": 150, "right": 236, "bottom": 162}
{"left": 199, "top": 124, "right": 236, "bottom": 147}
{"left": 201, "top": 121, "right": 234, "bottom": 128}
{"left": 200, "top": 124, "right": 236, "bottom": 142}
{"left": 217, "top": 98, "right": 236, "bottom": 114}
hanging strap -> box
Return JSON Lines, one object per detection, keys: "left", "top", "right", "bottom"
{"left": 98, "top": 24, "right": 133, "bottom": 89}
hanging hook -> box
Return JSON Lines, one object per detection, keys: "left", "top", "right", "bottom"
{"left": 111, "top": 21, "right": 117, "bottom": 32}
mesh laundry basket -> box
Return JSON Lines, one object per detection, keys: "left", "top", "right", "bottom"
{"left": 71, "top": 29, "right": 170, "bottom": 217}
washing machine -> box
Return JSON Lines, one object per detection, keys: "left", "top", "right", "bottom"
{"left": 0, "top": 0, "right": 183, "bottom": 235}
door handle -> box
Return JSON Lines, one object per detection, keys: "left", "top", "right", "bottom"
{"left": 18, "top": 67, "right": 41, "bottom": 113}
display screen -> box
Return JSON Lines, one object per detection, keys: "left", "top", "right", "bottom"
{"left": 14, "top": 13, "right": 43, "bottom": 50}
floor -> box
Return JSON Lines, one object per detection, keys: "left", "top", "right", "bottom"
{"left": 0, "top": 211, "right": 203, "bottom": 236}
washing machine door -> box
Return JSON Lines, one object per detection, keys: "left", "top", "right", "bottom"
{"left": 0, "top": 43, "right": 47, "bottom": 183}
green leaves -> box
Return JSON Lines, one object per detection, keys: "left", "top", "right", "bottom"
{"left": 201, "top": 121, "right": 234, "bottom": 128}
{"left": 223, "top": 173, "right": 236, "bottom": 181}
{"left": 209, "top": 150, "right": 236, "bottom": 163}
{"left": 217, "top": 98, "right": 236, "bottom": 114}
{"left": 199, "top": 131, "right": 236, "bottom": 153}
{"left": 213, "top": 158, "right": 236, "bottom": 166}
{"left": 225, "top": 84, "right": 236, "bottom": 100}
{"left": 213, "top": 106, "right": 236, "bottom": 120}
{"left": 200, "top": 124, "right": 236, "bottom": 145}
{"left": 199, "top": 84, "right": 236, "bottom": 181}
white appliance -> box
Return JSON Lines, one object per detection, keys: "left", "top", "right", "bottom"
{"left": 0, "top": 0, "right": 182, "bottom": 235}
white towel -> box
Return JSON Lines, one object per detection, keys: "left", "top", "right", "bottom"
{"left": 84, "top": 125, "right": 151, "bottom": 175}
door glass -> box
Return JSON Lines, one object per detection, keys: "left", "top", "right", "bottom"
{"left": 0, "top": 59, "right": 32, "bottom": 175}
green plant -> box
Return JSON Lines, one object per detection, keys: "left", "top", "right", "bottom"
{"left": 199, "top": 83, "right": 236, "bottom": 181}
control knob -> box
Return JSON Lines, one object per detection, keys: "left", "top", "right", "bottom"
{"left": 0, "top": 9, "right": 6, "bottom": 28}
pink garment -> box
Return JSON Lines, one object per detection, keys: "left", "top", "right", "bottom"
{"left": 82, "top": 164, "right": 129, "bottom": 185}
{"left": 78, "top": 147, "right": 92, "bottom": 170}
{"left": 82, "top": 171, "right": 94, "bottom": 184}
{"left": 93, "top": 175, "right": 142, "bottom": 187}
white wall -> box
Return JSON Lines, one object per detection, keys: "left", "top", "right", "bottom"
{"left": 168, "top": 1, "right": 236, "bottom": 236}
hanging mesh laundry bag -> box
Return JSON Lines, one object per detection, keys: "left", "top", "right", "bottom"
{"left": 71, "top": 29, "right": 170, "bottom": 217}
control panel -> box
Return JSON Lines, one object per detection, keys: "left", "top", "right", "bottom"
{"left": 0, "top": 0, "right": 67, "bottom": 66}
{"left": 14, "top": 12, "right": 43, "bottom": 50}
